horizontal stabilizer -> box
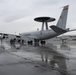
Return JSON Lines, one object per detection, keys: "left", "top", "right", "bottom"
{"left": 68, "top": 29, "right": 76, "bottom": 32}
{"left": 50, "top": 25, "right": 67, "bottom": 34}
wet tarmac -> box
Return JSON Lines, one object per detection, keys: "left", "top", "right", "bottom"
{"left": 0, "top": 41, "right": 76, "bottom": 75}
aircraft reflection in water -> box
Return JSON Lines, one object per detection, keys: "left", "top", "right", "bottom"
{"left": 60, "top": 39, "right": 71, "bottom": 50}
{"left": 0, "top": 40, "right": 71, "bottom": 75}
{"left": 36, "top": 46, "right": 69, "bottom": 75}
{"left": 18, "top": 44, "right": 68, "bottom": 75}
{"left": 60, "top": 44, "right": 70, "bottom": 50}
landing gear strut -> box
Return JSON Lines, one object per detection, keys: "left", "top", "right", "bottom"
{"left": 28, "top": 41, "right": 33, "bottom": 45}
{"left": 34, "top": 39, "right": 39, "bottom": 46}
{"left": 40, "top": 40, "right": 46, "bottom": 45}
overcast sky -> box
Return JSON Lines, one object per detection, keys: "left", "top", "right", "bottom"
{"left": 0, "top": 0, "right": 76, "bottom": 35}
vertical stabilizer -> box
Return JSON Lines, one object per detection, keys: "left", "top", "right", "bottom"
{"left": 56, "top": 5, "right": 69, "bottom": 30}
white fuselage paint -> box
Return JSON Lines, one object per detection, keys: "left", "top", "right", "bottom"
{"left": 20, "top": 29, "right": 58, "bottom": 40}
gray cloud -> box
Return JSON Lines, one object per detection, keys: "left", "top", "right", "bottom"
{"left": 0, "top": 0, "right": 61, "bottom": 22}
{"left": 0, "top": 0, "right": 75, "bottom": 34}
{"left": 33, "top": 0, "right": 60, "bottom": 6}
{"left": 0, "top": 0, "right": 33, "bottom": 21}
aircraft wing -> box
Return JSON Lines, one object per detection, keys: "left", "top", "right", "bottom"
{"left": 0, "top": 33, "right": 20, "bottom": 39}
{"left": 68, "top": 29, "right": 76, "bottom": 32}
{"left": 0, "top": 32, "right": 39, "bottom": 41}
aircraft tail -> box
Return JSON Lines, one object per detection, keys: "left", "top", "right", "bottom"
{"left": 56, "top": 5, "right": 69, "bottom": 30}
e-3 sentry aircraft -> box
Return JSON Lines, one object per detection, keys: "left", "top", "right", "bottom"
{"left": 19, "top": 5, "right": 69, "bottom": 45}
{"left": 0, "top": 5, "right": 74, "bottom": 45}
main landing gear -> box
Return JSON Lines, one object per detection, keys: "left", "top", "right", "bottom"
{"left": 27, "top": 39, "right": 46, "bottom": 46}
{"left": 40, "top": 40, "right": 46, "bottom": 45}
